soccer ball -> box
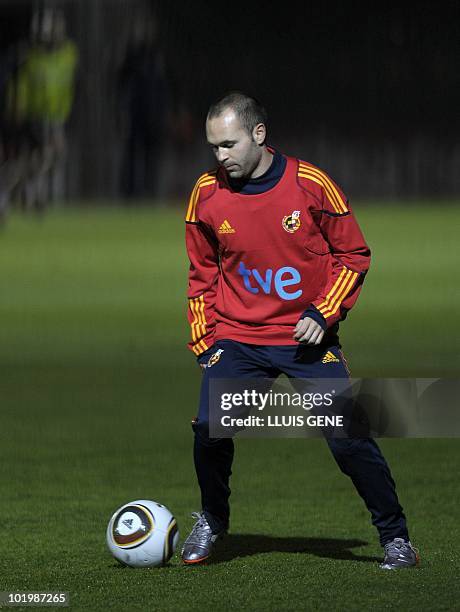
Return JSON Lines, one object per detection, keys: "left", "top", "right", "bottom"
{"left": 106, "top": 499, "right": 179, "bottom": 568}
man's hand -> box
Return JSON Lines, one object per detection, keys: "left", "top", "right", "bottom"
{"left": 293, "top": 317, "right": 325, "bottom": 345}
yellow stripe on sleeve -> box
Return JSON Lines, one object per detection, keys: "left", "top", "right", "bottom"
{"left": 185, "top": 185, "right": 200, "bottom": 222}
{"left": 198, "top": 339, "right": 208, "bottom": 353}
{"left": 198, "top": 294, "right": 207, "bottom": 336}
{"left": 298, "top": 163, "right": 348, "bottom": 213}
{"left": 185, "top": 174, "right": 217, "bottom": 222}
{"left": 298, "top": 168, "right": 344, "bottom": 214}
{"left": 192, "top": 339, "right": 209, "bottom": 355}
{"left": 316, "top": 267, "right": 348, "bottom": 311}
{"left": 299, "top": 163, "right": 348, "bottom": 213}
{"left": 194, "top": 297, "right": 203, "bottom": 338}
{"left": 321, "top": 271, "right": 359, "bottom": 318}
{"left": 189, "top": 299, "right": 198, "bottom": 342}
{"left": 318, "top": 269, "right": 353, "bottom": 315}
{"left": 189, "top": 295, "right": 208, "bottom": 343}
{"left": 298, "top": 172, "right": 342, "bottom": 214}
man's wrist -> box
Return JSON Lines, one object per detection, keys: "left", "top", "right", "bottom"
{"left": 299, "top": 305, "right": 327, "bottom": 331}
{"left": 196, "top": 344, "right": 215, "bottom": 364}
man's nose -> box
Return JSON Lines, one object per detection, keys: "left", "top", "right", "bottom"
{"left": 216, "top": 148, "right": 228, "bottom": 163}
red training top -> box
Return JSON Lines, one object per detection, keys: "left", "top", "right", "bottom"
{"left": 185, "top": 153, "right": 371, "bottom": 356}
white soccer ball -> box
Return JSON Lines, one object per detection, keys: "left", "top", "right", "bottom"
{"left": 106, "top": 499, "right": 179, "bottom": 568}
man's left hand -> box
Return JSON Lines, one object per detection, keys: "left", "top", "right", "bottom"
{"left": 293, "top": 317, "right": 325, "bottom": 345}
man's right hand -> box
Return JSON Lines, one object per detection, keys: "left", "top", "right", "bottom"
{"left": 293, "top": 316, "right": 325, "bottom": 345}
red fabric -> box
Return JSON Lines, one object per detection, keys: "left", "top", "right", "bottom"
{"left": 185, "top": 155, "right": 371, "bottom": 355}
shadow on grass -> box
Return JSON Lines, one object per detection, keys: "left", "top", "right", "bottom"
{"left": 209, "top": 534, "right": 380, "bottom": 564}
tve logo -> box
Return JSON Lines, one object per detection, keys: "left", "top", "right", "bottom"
{"left": 238, "top": 262, "right": 302, "bottom": 300}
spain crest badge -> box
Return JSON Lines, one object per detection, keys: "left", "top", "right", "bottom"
{"left": 282, "top": 210, "right": 301, "bottom": 233}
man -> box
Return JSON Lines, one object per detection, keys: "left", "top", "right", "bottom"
{"left": 117, "top": 13, "right": 168, "bottom": 200}
{"left": 182, "top": 92, "right": 418, "bottom": 570}
{"left": 12, "top": 9, "right": 78, "bottom": 210}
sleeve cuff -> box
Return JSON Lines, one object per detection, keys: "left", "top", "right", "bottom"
{"left": 196, "top": 344, "right": 215, "bottom": 364}
{"left": 298, "top": 305, "right": 328, "bottom": 331}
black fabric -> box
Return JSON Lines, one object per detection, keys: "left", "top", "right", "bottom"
{"left": 228, "top": 149, "right": 287, "bottom": 194}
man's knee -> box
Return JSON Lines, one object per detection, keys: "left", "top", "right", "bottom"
{"left": 191, "top": 417, "right": 224, "bottom": 447}
{"left": 328, "top": 437, "right": 357, "bottom": 451}
{"left": 327, "top": 437, "right": 385, "bottom": 468}
{"left": 327, "top": 437, "right": 358, "bottom": 460}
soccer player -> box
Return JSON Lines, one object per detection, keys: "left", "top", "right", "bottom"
{"left": 182, "top": 92, "right": 418, "bottom": 570}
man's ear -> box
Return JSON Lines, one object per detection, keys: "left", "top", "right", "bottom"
{"left": 252, "top": 123, "right": 266, "bottom": 145}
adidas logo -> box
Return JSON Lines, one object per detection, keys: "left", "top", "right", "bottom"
{"left": 122, "top": 519, "right": 134, "bottom": 529}
{"left": 322, "top": 351, "right": 340, "bottom": 364}
{"left": 218, "top": 220, "right": 235, "bottom": 234}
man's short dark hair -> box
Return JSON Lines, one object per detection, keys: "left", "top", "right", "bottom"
{"left": 207, "top": 92, "right": 268, "bottom": 136}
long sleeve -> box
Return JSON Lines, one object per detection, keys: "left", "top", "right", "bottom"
{"left": 298, "top": 163, "right": 371, "bottom": 329}
{"left": 186, "top": 219, "right": 220, "bottom": 356}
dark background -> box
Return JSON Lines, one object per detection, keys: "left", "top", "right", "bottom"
{"left": 1, "top": 4, "right": 459, "bottom": 607}
{"left": 1, "top": 0, "right": 459, "bottom": 199}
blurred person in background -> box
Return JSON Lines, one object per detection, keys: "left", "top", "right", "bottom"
{"left": 10, "top": 7, "right": 78, "bottom": 212}
{"left": 168, "top": 102, "right": 202, "bottom": 199}
{"left": 0, "top": 40, "right": 22, "bottom": 223}
{"left": 117, "top": 12, "right": 168, "bottom": 201}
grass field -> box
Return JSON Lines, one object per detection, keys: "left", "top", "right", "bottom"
{"left": 0, "top": 204, "right": 459, "bottom": 611}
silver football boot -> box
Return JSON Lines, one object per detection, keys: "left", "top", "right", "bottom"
{"left": 181, "top": 511, "right": 226, "bottom": 564}
{"left": 380, "top": 537, "right": 419, "bottom": 570}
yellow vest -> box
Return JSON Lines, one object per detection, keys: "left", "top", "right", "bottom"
{"left": 12, "top": 40, "right": 78, "bottom": 122}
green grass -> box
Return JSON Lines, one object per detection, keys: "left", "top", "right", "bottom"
{"left": 0, "top": 204, "right": 459, "bottom": 611}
